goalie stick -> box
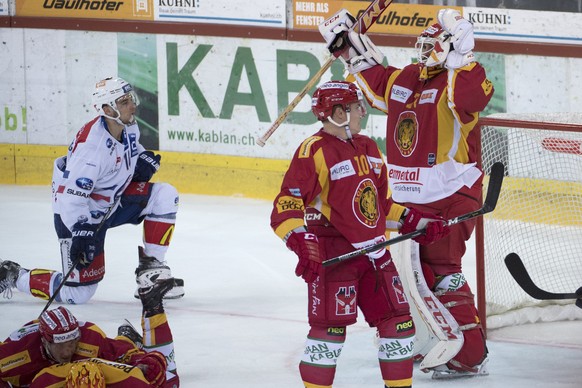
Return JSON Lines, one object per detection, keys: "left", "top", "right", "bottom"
{"left": 256, "top": 0, "right": 394, "bottom": 147}
{"left": 505, "top": 252, "right": 582, "bottom": 303}
{"left": 323, "top": 161, "right": 506, "bottom": 266}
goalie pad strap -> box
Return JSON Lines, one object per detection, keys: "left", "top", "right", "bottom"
{"left": 458, "top": 322, "right": 480, "bottom": 331}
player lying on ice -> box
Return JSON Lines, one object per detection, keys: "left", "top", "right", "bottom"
{"left": 0, "top": 278, "right": 179, "bottom": 387}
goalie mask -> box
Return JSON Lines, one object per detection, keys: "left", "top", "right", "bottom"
{"left": 91, "top": 77, "right": 139, "bottom": 125}
{"left": 415, "top": 23, "right": 452, "bottom": 68}
{"left": 311, "top": 81, "right": 366, "bottom": 131}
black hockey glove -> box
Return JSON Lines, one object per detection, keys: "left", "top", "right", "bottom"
{"left": 70, "top": 222, "right": 98, "bottom": 268}
{"left": 133, "top": 151, "right": 161, "bottom": 182}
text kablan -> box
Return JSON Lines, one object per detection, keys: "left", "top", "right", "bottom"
{"left": 43, "top": 0, "right": 124, "bottom": 10}
{"left": 159, "top": 0, "right": 197, "bottom": 6}
{"left": 467, "top": 11, "right": 509, "bottom": 25}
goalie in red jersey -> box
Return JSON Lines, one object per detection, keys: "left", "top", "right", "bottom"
{"left": 0, "top": 278, "right": 179, "bottom": 388}
{"left": 270, "top": 80, "right": 450, "bottom": 388}
{"left": 320, "top": 7, "right": 494, "bottom": 378}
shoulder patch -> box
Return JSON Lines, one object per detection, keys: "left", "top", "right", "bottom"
{"left": 481, "top": 78, "right": 493, "bottom": 96}
{"left": 298, "top": 136, "right": 322, "bottom": 159}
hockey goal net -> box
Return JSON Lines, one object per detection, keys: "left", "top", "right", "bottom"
{"left": 476, "top": 113, "right": 582, "bottom": 330}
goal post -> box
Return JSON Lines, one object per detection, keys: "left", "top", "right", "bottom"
{"left": 476, "top": 113, "right": 582, "bottom": 331}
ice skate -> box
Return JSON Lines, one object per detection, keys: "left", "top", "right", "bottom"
{"left": 430, "top": 357, "right": 489, "bottom": 380}
{"left": 139, "top": 277, "right": 175, "bottom": 318}
{"left": 134, "top": 246, "right": 184, "bottom": 299}
{"left": 0, "top": 260, "right": 21, "bottom": 299}
{"left": 117, "top": 319, "right": 143, "bottom": 349}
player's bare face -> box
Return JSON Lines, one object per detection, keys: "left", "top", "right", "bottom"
{"left": 115, "top": 93, "right": 137, "bottom": 124}
{"left": 348, "top": 102, "right": 366, "bottom": 135}
{"left": 47, "top": 338, "right": 79, "bottom": 363}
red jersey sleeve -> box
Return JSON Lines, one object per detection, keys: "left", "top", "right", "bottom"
{"left": 75, "top": 323, "right": 138, "bottom": 362}
{"left": 270, "top": 135, "right": 323, "bottom": 240}
{"left": 450, "top": 63, "right": 494, "bottom": 122}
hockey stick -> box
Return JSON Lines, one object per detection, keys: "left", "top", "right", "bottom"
{"left": 39, "top": 199, "right": 118, "bottom": 317}
{"left": 505, "top": 253, "right": 582, "bottom": 302}
{"left": 256, "top": 0, "right": 394, "bottom": 147}
{"left": 323, "top": 161, "right": 506, "bottom": 266}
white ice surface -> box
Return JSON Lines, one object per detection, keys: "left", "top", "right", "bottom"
{"left": 1, "top": 185, "right": 581, "bottom": 387}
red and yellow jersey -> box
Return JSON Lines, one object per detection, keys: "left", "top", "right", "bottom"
{"left": 353, "top": 62, "right": 494, "bottom": 204}
{"left": 30, "top": 358, "right": 152, "bottom": 387}
{"left": 271, "top": 130, "right": 405, "bottom": 249}
{"left": 0, "top": 320, "right": 137, "bottom": 387}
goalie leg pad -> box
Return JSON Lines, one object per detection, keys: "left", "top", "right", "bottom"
{"left": 435, "top": 281, "right": 487, "bottom": 371}
{"left": 299, "top": 325, "right": 346, "bottom": 387}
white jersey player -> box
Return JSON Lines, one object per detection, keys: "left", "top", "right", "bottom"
{"left": 0, "top": 77, "right": 184, "bottom": 304}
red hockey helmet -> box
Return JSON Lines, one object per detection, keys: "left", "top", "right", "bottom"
{"left": 39, "top": 306, "right": 81, "bottom": 344}
{"left": 415, "top": 23, "right": 452, "bottom": 67}
{"left": 311, "top": 81, "right": 364, "bottom": 122}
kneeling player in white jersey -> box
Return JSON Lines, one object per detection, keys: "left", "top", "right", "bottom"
{"left": 0, "top": 77, "right": 183, "bottom": 304}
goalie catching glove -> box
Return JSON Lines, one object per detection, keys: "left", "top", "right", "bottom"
{"left": 286, "top": 229, "right": 323, "bottom": 283}
{"left": 319, "top": 8, "right": 384, "bottom": 74}
{"left": 399, "top": 208, "right": 450, "bottom": 245}
{"left": 437, "top": 8, "right": 475, "bottom": 69}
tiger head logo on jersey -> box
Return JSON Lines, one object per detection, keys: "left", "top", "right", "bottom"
{"left": 353, "top": 179, "right": 379, "bottom": 228}
{"left": 395, "top": 112, "right": 419, "bottom": 157}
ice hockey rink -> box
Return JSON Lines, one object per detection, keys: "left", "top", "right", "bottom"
{"left": 1, "top": 184, "right": 581, "bottom": 387}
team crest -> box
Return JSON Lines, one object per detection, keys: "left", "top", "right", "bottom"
{"left": 352, "top": 179, "right": 379, "bottom": 228}
{"left": 335, "top": 286, "right": 357, "bottom": 315}
{"left": 394, "top": 111, "right": 419, "bottom": 157}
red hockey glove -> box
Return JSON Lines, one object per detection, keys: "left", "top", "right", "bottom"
{"left": 286, "top": 231, "right": 324, "bottom": 283}
{"left": 128, "top": 351, "right": 167, "bottom": 387}
{"left": 399, "top": 208, "right": 450, "bottom": 245}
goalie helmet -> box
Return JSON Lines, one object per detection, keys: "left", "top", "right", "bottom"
{"left": 65, "top": 361, "right": 106, "bottom": 388}
{"left": 311, "top": 81, "right": 364, "bottom": 122}
{"left": 39, "top": 306, "right": 81, "bottom": 344}
{"left": 415, "top": 23, "right": 452, "bottom": 68}
{"left": 91, "top": 76, "right": 139, "bottom": 119}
